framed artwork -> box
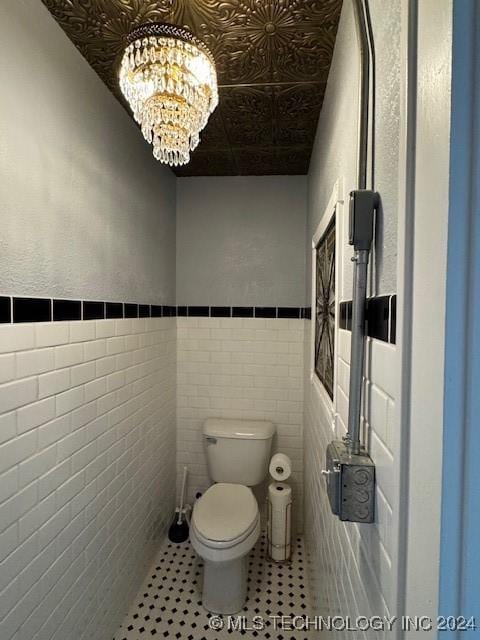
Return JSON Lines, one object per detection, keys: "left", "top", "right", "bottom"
{"left": 311, "top": 179, "right": 341, "bottom": 405}
{"left": 314, "top": 217, "right": 336, "bottom": 398}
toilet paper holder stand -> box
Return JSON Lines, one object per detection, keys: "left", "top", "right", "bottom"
{"left": 266, "top": 495, "right": 292, "bottom": 563}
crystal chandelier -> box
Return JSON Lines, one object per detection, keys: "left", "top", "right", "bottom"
{"left": 119, "top": 23, "right": 218, "bottom": 166}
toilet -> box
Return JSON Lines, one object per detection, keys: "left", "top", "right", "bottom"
{"left": 190, "top": 418, "right": 275, "bottom": 614}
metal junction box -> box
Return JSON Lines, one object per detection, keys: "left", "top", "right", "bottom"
{"left": 324, "top": 440, "right": 375, "bottom": 523}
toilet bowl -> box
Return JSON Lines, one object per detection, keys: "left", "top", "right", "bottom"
{"left": 190, "top": 419, "right": 275, "bottom": 614}
{"left": 190, "top": 483, "right": 261, "bottom": 613}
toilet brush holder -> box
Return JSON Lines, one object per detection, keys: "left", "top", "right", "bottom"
{"left": 168, "top": 466, "right": 190, "bottom": 543}
{"left": 267, "top": 482, "right": 292, "bottom": 563}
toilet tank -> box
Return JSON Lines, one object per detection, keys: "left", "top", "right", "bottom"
{"left": 203, "top": 419, "right": 275, "bottom": 486}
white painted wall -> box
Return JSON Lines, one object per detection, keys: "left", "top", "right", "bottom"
{"left": 175, "top": 176, "right": 308, "bottom": 532}
{"left": 176, "top": 176, "right": 307, "bottom": 307}
{"left": 368, "top": 0, "right": 401, "bottom": 295}
{"left": 403, "top": 0, "right": 452, "bottom": 631}
{"left": 0, "top": 0, "right": 176, "bottom": 304}
{"left": 0, "top": 3, "right": 178, "bottom": 640}
{"left": 307, "top": 0, "right": 400, "bottom": 303}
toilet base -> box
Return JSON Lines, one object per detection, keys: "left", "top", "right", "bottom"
{"left": 202, "top": 556, "right": 247, "bottom": 614}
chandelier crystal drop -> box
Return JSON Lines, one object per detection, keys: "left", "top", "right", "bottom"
{"left": 119, "top": 23, "right": 218, "bottom": 167}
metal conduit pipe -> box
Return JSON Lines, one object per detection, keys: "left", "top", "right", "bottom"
{"left": 353, "top": 0, "right": 370, "bottom": 191}
{"left": 346, "top": 0, "right": 374, "bottom": 456}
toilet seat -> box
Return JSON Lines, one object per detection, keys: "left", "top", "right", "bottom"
{"left": 193, "top": 513, "right": 259, "bottom": 550}
{"left": 192, "top": 483, "right": 258, "bottom": 544}
{"left": 190, "top": 483, "right": 261, "bottom": 563}
{"left": 190, "top": 513, "right": 260, "bottom": 564}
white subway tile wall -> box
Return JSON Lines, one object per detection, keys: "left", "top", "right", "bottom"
{"left": 0, "top": 318, "right": 176, "bottom": 640}
{"left": 304, "top": 327, "right": 396, "bottom": 638}
{"left": 176, "top": 317, "right": 305, "bottom": 530}
{"left": 0, "top": 306, "right": 395, "bottom": 639}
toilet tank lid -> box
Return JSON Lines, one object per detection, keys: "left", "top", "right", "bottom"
{"left": 203, "top": 418, "right": 275, "bottom": 440}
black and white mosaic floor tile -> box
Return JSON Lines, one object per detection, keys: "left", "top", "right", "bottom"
{"left": 114, "top": 534, "right": 313, "bottom": 640}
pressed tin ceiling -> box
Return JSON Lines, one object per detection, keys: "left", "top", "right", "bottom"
{"left": 42, "top": 0, "right": 343, "bottom": 176}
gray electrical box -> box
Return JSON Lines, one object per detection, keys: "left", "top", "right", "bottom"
{"left": 348, "top": 190, "right": 378, "bottom": 250}
{"left": 324, "top": 440, "right": 375, "bottom": 523}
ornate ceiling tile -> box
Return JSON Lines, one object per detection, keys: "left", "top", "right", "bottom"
{"left": 42, "top": 0, "right": 342, "bottom": 176}
{"left": 175, "top": 149, "right": 238, "bottom": 177}
{"left": 273, "top": 82, "right": 326, "bottom": 146}
{"left": 232, "top": 145, "right": 311, "bottom": 176}
{"left": 197, "top": 108, "right": 229, "bottom": 149}
{"left": 212, "top": 19, "right": 337, "bottom": 84}
{"left": 219, "top": 86, "right": 274, "bottom": 147}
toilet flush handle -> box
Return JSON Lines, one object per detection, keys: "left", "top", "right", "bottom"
{"left": 205, "top": 436, "right": 217, "bottom": 445}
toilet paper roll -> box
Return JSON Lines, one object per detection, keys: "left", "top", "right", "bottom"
{"left": 267, "top": 482, "right": 292, "bottom": 562}
{"left": 269, "top": 453, "right": 292, "bottom": 481}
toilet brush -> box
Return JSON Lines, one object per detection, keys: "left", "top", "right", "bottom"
{"left": 168, "top": 466, "right": 190, "bottom": 543}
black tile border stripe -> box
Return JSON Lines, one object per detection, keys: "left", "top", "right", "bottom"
{"left": 162, "top": 305, "right": 176, "bottom": 317}
{"left": 184, "top": 306, "right": 307, "bottom": 318}
{"left": 338, "top": 295, "right": 397, "bottom": 345}
{"left": 53, "top": 299, "right": 82, "bottom": 322}
{"left": 255, "top": 307, "right": 276, "bottom": 318}
{"left": 389, "top": 295, "right": 397, "bottom": 344}
{"left": 14, "top": 298, "right": 52, "bottom": 323}
{"left": 83, "top": 301, "right": 104, "bottom": 321}
{"left": 0, "top": 298, "right": 310, "bottom": 324}
{"left": 210, "top": 307, "right": 231, "bottom": 318}
{"left": 124, "top": 303, "right": 138, "bottom": 319}
{"left": 232, "top": 307, "right": 254, "bottom": 318}
{"left": 139, "top": 304, "right": 150, "bottom": 318}
{"left": 278, "top": 307, "right": 301, "bottom": 319}
{"left": 106, "top": 302, "right": 123, "bottom": 319}
{"left": 187, "top": 306, "right": 209, "bottom": 317}
{"left": 0, "top": 297, "right": 12, "bottom": 323}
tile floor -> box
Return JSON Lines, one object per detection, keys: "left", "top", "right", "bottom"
{"left": 114, "top": 533, "right": 313, "bottom": 640}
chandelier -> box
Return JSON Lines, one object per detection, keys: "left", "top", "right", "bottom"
{"left": 119, "top": 23, "right": 218, "bottom": 167}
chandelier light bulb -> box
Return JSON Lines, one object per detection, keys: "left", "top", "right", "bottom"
{"left": 119, "top": 23, "right": 218, "bottom": 167}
